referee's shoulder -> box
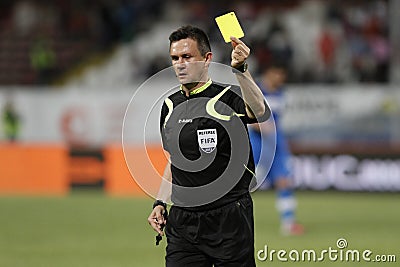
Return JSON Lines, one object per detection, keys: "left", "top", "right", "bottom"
{"left": 164, "top": 90, "right": 183, "bottom": 102}
{"left": 212, "top": 81, "right": 240, "bottom": 93}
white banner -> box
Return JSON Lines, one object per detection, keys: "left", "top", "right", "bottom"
{"left": 292, "top": 154, "right": 400, "bottom": 191}
{"left": 1, "top": 84, "right": 399, "bottom": 147}
{"left": 0, "top": 87, "right": 164, "bottom": 147}
{"left": 282, "top": 85, "right": 400, "bottom": 144}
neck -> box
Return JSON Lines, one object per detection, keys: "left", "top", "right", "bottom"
{"left": 182, "top": 76, "right": 209, "bottom": 97}
{"left": 182, "top": 82, "right": 201, "bottom": 96}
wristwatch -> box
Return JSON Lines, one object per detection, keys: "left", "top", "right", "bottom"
{"left": 233, "top": 62, "right": 248, "bottom": 73}
{"left": 153, "top": 200, "right": 167, "bottom": 210}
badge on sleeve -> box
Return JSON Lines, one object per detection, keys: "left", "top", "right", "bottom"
{"left": 197, "top": 129, "right": 217, "bottom": 153}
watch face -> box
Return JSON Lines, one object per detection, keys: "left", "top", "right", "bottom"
{"left": 243, "top": 63, "right": 248, "bottom": 72}
{"left": 232, "top": 63, "right": 248, "bottom": 73}
{"left": 238, "top": 62, "right": 247, "bottom": 73}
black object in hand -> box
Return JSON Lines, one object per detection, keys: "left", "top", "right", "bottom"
{"left": 155, "top": 210, "right": 168, "bottom": 246}
{"left": 155, "top": 223, "right": 165, "bottom": 245}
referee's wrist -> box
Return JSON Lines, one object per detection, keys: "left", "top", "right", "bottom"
{"left": 232, "top": 62, "right": 248, "bottom": 73}
{"left": 153, "top": 200, "right": 167, "bottom": 210}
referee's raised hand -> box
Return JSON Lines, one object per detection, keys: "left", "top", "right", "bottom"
{"left": 230, "top": 36, "right": 250, "bottom": 68}
{"left": 148, "top": 205, "right": 167, "bottom": 236}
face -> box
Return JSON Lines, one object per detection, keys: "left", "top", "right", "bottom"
{"left": 170, "top": 38, "right": 212, "bottom": 88}
{"left": 264, "top": 67, "right": 287, "bottom": 91}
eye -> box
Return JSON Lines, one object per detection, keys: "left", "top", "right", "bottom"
{"left": 171, "top": 56, "right": 179, "bottom": 61}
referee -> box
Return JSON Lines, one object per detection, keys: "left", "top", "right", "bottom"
{"left": 148, "top": 25, "right": 270, "bottom": 266}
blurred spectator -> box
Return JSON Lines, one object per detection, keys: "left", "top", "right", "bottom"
{"left": 342, "top": 0, "right": 390, "bottom": 82}
{"left": 317, "top": 22, "right": 339, "bottom": 83}
{"left": 267, "top": 20, "right": 293, "bottom": 67}
{"left": 115, "top": 0, "right": 136, "bottom": 42}
{"left": 369, "top": 33, "right": 390, "bottom": 82}
{"left": 2, "top": 99, "right": 20, "bottom": 142}
{"left": 12, "top": 0, "right": 38, "bottom": 36}
{"left": 98, "top": 2, "right": 120, "bottom": 48}
{"left": 30, "top": 37, "right": 57, "bottom": 85}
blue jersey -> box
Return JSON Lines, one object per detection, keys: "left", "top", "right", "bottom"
{"left": 248, "top": 84, "right": 291, "bottom": 184}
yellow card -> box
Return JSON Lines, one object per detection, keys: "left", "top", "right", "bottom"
{"left": 215, "top": 12, "right": 245, "bottom": 43}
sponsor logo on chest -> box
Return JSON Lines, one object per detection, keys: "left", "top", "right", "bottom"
{"left": 178, "top": 118, "right": 193, "bottom": 124}
{"left": 197, "top": 129, "right": 217, "bottom": 153}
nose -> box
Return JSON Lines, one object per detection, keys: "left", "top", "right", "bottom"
{"left": 175, "top": 59, "right": 186, "bottom": 70}
{"left": 177, "top": 57, "right": 185, "bottom": 64}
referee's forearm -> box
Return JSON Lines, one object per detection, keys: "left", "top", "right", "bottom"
{"left": 156, "top": 161, "right": 172, "bottom": 203}
{"left": 235, "top": 70, "right": 266, "bottom": 119}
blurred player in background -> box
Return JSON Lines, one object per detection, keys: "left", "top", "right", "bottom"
{"left": 248, "top": 61, "right": 304, "bottom": 236}
{"left": 2, "top": 99, "right": 20, "bottom": 142}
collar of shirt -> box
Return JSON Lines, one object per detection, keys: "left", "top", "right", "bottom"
{"left": 180, "top": 79, "right": 212, "bottom": 96}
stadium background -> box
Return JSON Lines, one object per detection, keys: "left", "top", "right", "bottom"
{"left": 0, "top": 0, "right": 399, "bottom": 266}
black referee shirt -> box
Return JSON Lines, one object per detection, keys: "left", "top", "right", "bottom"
{"left": 160, "top": 80, "right": 269, "bottom": 209}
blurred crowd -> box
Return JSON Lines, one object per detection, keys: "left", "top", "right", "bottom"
{"left": 0, "top": 0, "right": 164, "bottom": 85}
{"left": 139, "top": 0, "right": 390, "bottom": 84}
{"left": 0, "top": 0, "right": 391, "bottom": 85}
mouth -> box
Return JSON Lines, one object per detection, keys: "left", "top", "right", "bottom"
{"left": 178, "top": 73, "right": 188, "bottom": 79}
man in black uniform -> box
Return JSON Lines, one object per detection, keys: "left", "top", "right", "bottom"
{"left": 148, "top": 25, "right": 270, "bottom": 266}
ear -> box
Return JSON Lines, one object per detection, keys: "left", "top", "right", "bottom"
{"left": 204, "top": 52, "right": 213, "bottom": 67}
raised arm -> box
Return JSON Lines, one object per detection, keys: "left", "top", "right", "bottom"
{"left": 230, "top": 36, "right": 267, "bottom": 119}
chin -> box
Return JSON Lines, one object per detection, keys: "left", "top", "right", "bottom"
{"left": 179, "top": 78, "right": 193, "bottom": 85}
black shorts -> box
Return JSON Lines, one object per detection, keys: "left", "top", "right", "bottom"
{"left": 165, "top": 193, "right": 256, "bottom": 267}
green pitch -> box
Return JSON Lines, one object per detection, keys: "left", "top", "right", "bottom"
{"left": 0, "top": 190, "right": 398, "bottom": 267}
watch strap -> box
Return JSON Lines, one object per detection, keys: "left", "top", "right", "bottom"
{"left": 153, "top": 200, "right": 167, "bottom": 210}
{"left": 232, "top": 62, "right": 248, "bottom": 73}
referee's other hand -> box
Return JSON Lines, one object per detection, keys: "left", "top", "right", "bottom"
{"left": 148, "top": 206, "right": 166, "bottom": 235}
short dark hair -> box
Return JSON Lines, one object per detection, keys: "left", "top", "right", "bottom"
{"left": 169, "top": 25, "right": 211, "bottom": 56}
